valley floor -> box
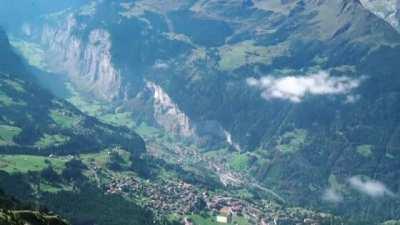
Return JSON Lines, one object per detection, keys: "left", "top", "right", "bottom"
{"left": 0, "top": 38, "right": 391, "bottom": 225}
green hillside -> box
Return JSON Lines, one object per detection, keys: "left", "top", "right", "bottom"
{"left": 0, "top": 29, "right": 144, "bottom": 157}
{"left": 0, "top": 28, "right": 165, "bottom": 225}
{"left": 0, "top": 189, "right": 69, "bottom": 225}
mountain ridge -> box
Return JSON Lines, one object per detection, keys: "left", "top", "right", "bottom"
{"left": 360, "top": 0, "right": 400, "bottom": 32}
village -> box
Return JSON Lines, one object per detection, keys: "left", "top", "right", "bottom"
{"left": 103, "top": 174, "right": 328, "bottom": 225}
{"left": 105, "top": 175, "right": 263, "bottom": 224}
{"left": 85, "top": 137, "right": 337, "bottom": 225}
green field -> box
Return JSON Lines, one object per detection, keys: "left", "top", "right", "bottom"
{"left": 276, "top": 129, "right": 308, "bottom": 154}
{"left": 190, "top": 214, "right": 221, "bottom": 225}
{"left": 64, "top": 82, "right": 137, "bottom": 129}
{"left": 4, "top": 80, "right": 26, "bottom": 93}
{"left": 0, "top": 155, "right": 67, "bottom": 173}
{"left": 50, "top": 109, "right": 81, "bottom": 129}
{"left": 0, "top": 91, "right": 26, "bottom": 107}
{"left": 35, "top": 134, "right": 71, "bottom": 148}
{"left": 100, "top": 112, "right": 136, "bottom": 128}
{"left": 229, "top": 153, "right": 250, "bottom": 172}
{"left": 189, "top": 214, "right": 250, "bottom": 225}
{"left": 80, "top": 151, "right": 110, "bottom": 166}
{"left": 135, "top": 122, "right": 160, "bottom": 137}
{"left": 218, "top": 41, "right": 288, "bottom": 71}
{"left": 0, "top": 125, "right": 22, "bottom": 145}
{"left": 65, "top": 82, "right": 105, "bottom": 116}
{"left": 0, "top": 91, "right": 14, "bottom": 106}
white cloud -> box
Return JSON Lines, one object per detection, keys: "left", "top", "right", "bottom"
{"left": 322, "top": 188, "right": 343, "bottom": 203}
{"left": 348, "top": 176, "right": 394, "bottom": 198}
{"left": 246, "top": 71, "right": 361, "bottom": 103}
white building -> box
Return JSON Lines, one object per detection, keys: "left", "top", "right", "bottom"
{"left": 216, "top": 207, "right": 232, "bottom": 224}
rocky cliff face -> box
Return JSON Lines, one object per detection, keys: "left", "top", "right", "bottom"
{"left": 28, "top": 1, "right": 232, "bottom": 148}
{"left": 145, "top": 81, "right": 237, "bottom": 148}
{"left": 360, "top": 0, "right": 400, "bottom": 32}
{"left": 40, "top": 14, "right": 122, "bottom": 101}
{"left": 146, "top": 81, "right": 195, "bottom": 138}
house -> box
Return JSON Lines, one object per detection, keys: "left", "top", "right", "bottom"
{"left": 216, "top": 207, "right": 232, "bottom": 224}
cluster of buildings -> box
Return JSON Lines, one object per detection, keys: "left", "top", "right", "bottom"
{"left": 105, "top": 176, "right": 141, "bottom": 194}
{"left": 103, "top": 174, "right": 331, "bottom": 225}
{"left": 142, "top": 180, "right": 206, "bottom": 214}
{"left": 97, "top": 145, "right": 333, "bottom": 225}
{"left": 103, "top": 174, "right": 278, "bottom": 224}
{"left": 206, "top": 196, "right": 270, "bottom": 225}
{"left": 105, "top": 177, "right": 206, "bottom": 215}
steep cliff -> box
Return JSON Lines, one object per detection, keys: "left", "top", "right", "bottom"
{"left": 29, "top": 1, "right": 228, "bottom": 147}
{"left": 146, "top": 81, "right": 195, "bottom": 138}
{"left": 360, "top": 0, "right": 400, "bottom": 32}
{"left": 41, "top": 15, "right": 122, "bottom": 101}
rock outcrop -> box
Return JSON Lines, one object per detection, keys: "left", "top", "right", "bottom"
{"left": 41, "top": 15, "right": 122, "bottom": 101}
{"left": 360, "top": 0, "right": 400, "bottom": 32}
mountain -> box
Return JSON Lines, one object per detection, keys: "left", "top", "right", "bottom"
{"left": 360, "top": 0, "right": 400, "bottom": 32}
{"left": 0, "top": 28, "right": 145, "bottom": 156}
{"left": 3, "top": 0, "right": 400, "bottom": 223}
{"left": 1, "top": 6, "right": 344, "bottom": 225}
{"left": 0, "top": 28, "right": 171, "bottom": 225}
{"left": 22, "top": 0, "right": 400, "bottom": 149}
{"left": 0, "top": 189, "right": 69, "bottom": 225}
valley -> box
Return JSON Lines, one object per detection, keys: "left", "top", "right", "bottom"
{"left": 1, "top": 36, "right": 341, "bottom": 224}
{"left": 3, "top": 68, "right": 336, "bottom": 225}
{"left": 1, "top": 0, "right": 400, "bottom": 225}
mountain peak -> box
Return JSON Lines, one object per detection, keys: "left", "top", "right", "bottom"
{"left": 360, "top": 0, "right": 400, "bottom": 32}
